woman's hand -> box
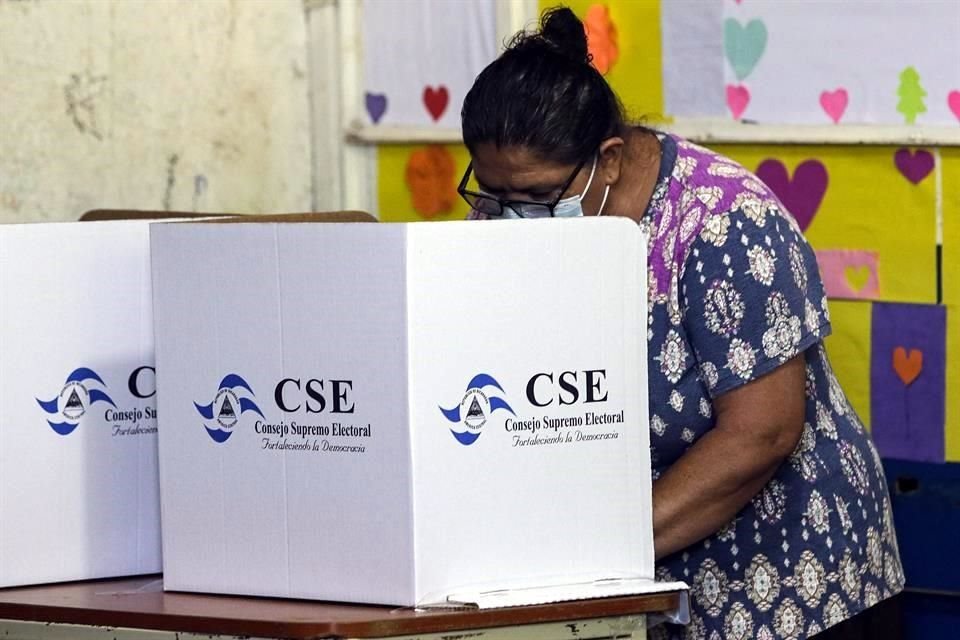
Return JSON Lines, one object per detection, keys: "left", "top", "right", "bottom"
{"left": 651, "top": 354, "right": 806, "bottom": 560}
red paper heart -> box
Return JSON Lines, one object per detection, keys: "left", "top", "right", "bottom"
{"left": 892, "top": 347, "right": 923, "bottom": 386}
{"left": 423, "top": 86, "right": 449, "bottom": 122}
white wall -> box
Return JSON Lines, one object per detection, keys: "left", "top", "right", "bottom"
{"left": 0, "top": 0, "right": 314, "bottom": 222}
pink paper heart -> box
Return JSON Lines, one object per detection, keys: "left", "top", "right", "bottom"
{"left": 894, "top": 148, "right": 934, "bottom": 184}
{"left": 949, "top": 90, "right": 960, "bottom": 122}
{"left": 819, "top": 88, "right": 848, "bottom": 124}
{"left": 726, "top": 84, "right": 750, "bottom": 120}
{"left": 755, "top": 159, "right": 828, "bottom": 232}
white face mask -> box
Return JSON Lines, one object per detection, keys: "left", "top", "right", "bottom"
{"left": 551, "top": 155, "right": 610, "bottom": 218}
{"left": 502, "top": 155, "right": 610, "bottom": 219}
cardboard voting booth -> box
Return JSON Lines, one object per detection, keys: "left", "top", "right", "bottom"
{"left": 150, "top": 216, "right": 665, "bottom": 607}
{"left": 0, "top": 220, "right": 161, "bottom": 587}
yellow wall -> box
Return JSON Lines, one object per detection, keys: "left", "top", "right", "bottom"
{"left": 713, "top": 146, "right": 938, "bottom": 304}
{"left": 942, "top": 148, "right": 960, "bottom": 460}
{"left": 550, "top": 0, "right": 664, "bottom": 122}
{"left": 688, "top": 144, "right": 946, "bottom": 443}
{"left": 378, "top": 145, "right": 472, "bottom": 222}
{"left": 375, "top": 1, "right": 957, "bottom": 460}
{"left": 378, "top": 0, "right": 664, "bottom": 224}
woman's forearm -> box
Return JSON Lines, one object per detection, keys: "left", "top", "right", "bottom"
{"left": 652, "top": 425, "right": 788, "bottom": 560}
{"left": 651, "top": 355, "right": 806, "bottom": 560}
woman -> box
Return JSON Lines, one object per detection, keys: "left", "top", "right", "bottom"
{"left": 459, "top": 8, "right": 904, "bottom": 640}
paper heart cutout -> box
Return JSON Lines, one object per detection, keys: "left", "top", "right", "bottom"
{"left": 724, "top": 18, "right": 767, "bottom": 81}
{"left": 893, "top": 347, "right": 923, "bottom": 386}
{"left": 844, "top": 265, "right": 871, "bottom": 293}
{"left": 726, "top": 84, "right": 750, "bottom": 120}
{"left": 894, "top": 148, "right": 934, "bottom": 184}
{"left": 815, "top": 250, "right": 879, "bottom": 299}
{"left": 949, "top": 90, "right": 960, "bottom": 122}
{"left": 584, "top": 4, "right": 619, "bottom": 75}
{"left": 755, "top": 159, "right": 828, "bottom": 231}
{"left": 820, "top": 88, "right": 848, "bottom": 124}
{"left": 423, "top": 86, "right": 449, "bottom": 122}
{"left": 365, "top": 92, "right": 387, "bottom": 124}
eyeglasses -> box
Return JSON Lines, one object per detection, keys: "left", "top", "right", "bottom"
{"left": 457, "top": 157, "right": 587, "bottom": 218}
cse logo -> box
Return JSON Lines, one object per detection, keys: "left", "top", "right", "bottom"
{"left": 195, "top": 374, "right": 264, "bottom": 443}
{"left": 525, "top": 369, "right": 608, "bottom": 406}
{"left": 128, "top": 366, "right": 157, "bottom": 399}
{"left": 197, "top": 374, "right": 356, "bottom": 444}
{"left": 36, "top": 366, "right": 155, "bottom": 436}
{"left": 273, "top": 377, "right": 355, "bottom": 414}
{"left": 440, "top": 374, "right": 515, "bottom": 446}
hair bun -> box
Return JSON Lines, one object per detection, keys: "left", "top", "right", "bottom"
{"left": 538, "top": 7, "right": 590, "bottom": 65}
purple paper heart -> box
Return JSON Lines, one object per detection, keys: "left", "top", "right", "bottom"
{"left": 365, "top": 92, "right": 387, "bottom": 124}
{"left": 894, "top": 148, "right": 934, "bottom": 185}
{"left": 755, "top": 159, "right": 828, "bottom": 232}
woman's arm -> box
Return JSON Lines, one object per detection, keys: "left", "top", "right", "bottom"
{"left": 651, "top": 353, "right": 806, "bottom": 560}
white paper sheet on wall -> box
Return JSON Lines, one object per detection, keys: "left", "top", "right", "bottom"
{"left": 362, "top": 0, "right": 497, "bottom": 129}
{"left": 664, "top": 0, "right": 960, "bottom": 126}
{"left": 661, "top": 0, "right": 726, "bottom": 118}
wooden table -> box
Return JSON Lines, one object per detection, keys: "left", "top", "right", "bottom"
{"left": 0, "top": 576, "right": 681, "bottom": 640}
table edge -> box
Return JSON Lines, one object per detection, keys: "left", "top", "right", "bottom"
{"left": 0, "top": 591, "right": 681, "bottom": 638}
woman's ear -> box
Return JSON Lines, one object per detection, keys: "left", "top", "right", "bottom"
{"left": 598, "top": 136, "right": 625, "bottom": 186}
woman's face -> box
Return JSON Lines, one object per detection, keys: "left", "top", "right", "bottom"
{"left": 469, "top": 142, "right": 609, "bottom": 216}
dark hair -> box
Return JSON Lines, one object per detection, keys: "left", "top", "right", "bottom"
{"left": 461, "top": 6, "right": 626, "bottom": 165}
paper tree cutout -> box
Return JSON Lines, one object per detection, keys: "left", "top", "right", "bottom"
{"left": 584, "top": 5, "right": 619, "bottom": 75}
{"left": 404, "top": 145, "right": 457, "bottom": 219}
{"left": 897, "top": 66, "right": 927, "bottom": 124}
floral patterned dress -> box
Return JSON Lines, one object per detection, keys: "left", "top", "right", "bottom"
{"left": 641, "top": 134, "right": 904, "bottom": 639}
